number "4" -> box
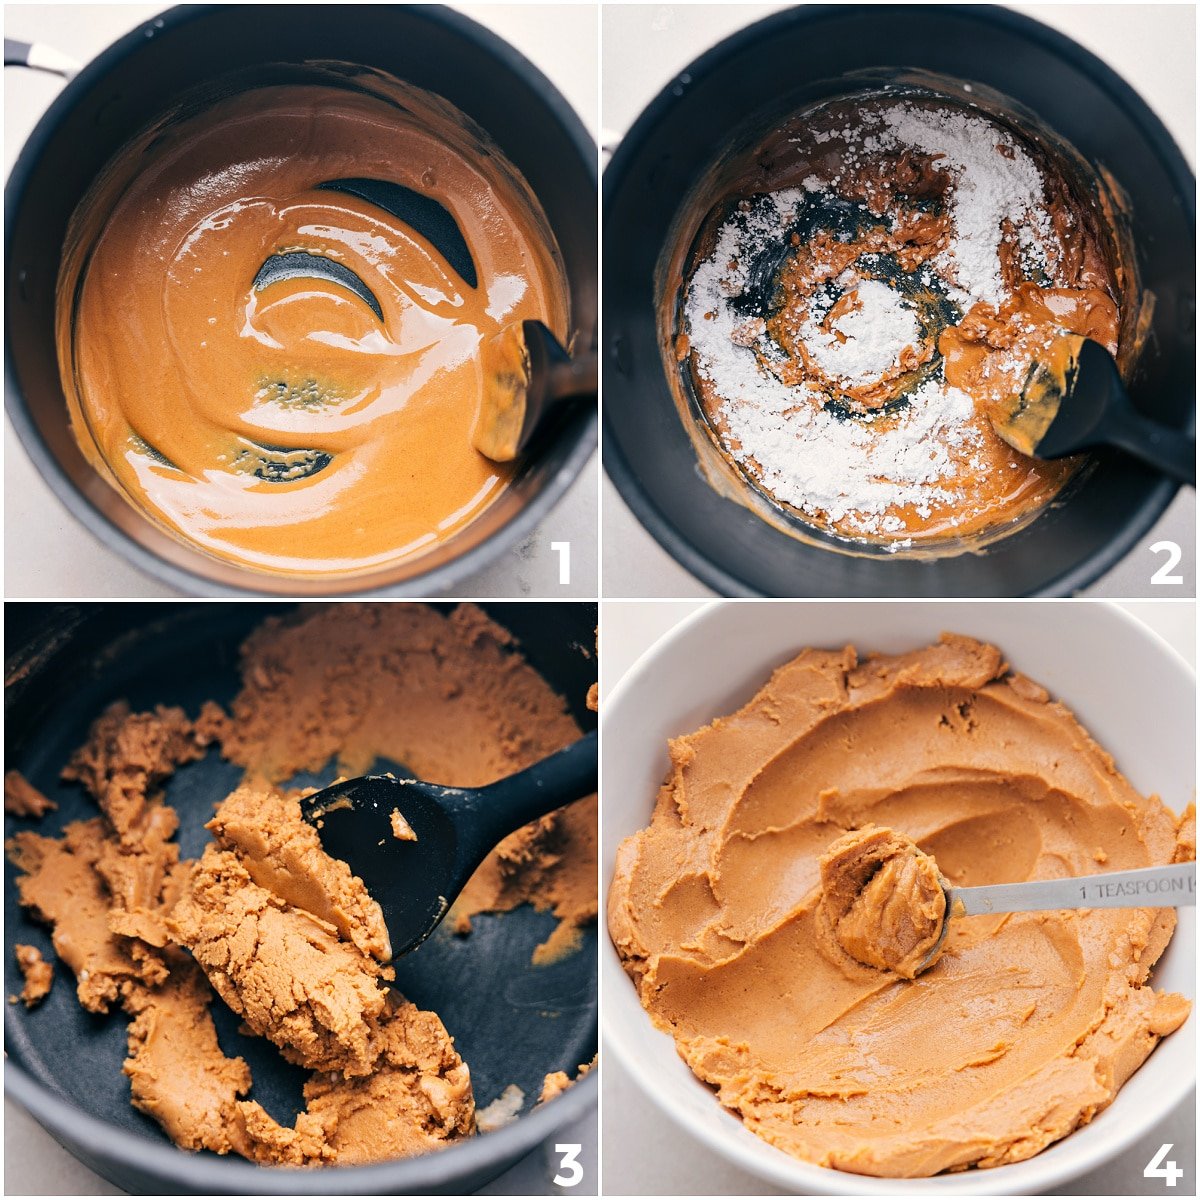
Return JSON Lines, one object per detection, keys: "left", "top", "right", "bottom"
{"left": 1145, "top": 1142, "right": 1183, "bottom": 1187}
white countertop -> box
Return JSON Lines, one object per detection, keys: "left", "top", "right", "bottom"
{"left": 3, "top": 2, "right": 599, "bottom": 598}
{"left": 601, "top": 2, "right": 1196, "bottom": 598}
{"left": 599, "top": 597, "right": 1196, "bottom": 1196}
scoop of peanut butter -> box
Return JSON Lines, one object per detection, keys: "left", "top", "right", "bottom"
{"left": 819, "top": 826, "right": 946, "bottom": 978}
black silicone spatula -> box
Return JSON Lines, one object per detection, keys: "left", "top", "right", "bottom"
{"left": 299, "top": 729, "right": 597, "bottom": 957}
{"left": 473, "top": 319, "right": 598, "bottom": 462}
{"left": 992, "top": 336, "right": 1195, "bottom": 485}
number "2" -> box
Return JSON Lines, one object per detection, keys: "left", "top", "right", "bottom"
{"left": 1149, "top": 541, "right": 1184, "bottom": 585}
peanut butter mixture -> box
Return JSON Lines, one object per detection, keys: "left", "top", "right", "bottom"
{"left": 13, "top": 944, "right": 53, "bottom": 1007}
{"left": 538, "top": 1056, "right": 596, "bottom": 1105}
{"left": 4, "top": 771, "right": 56, "bottom": 819}
{"left": 679, "top": 93, "right": 1123, "bottom": 547}
{"left": 818, "top": 825, "right": 946, "bottom": 979}
{"left": 58, "top": 76, "right": 567, "bottom": 579}
{"left": 609, "top": 635, "right": 1191, "bottom": 1177}
{"left": 168, "top": 788, "right": 394, "bottom": 1077}
{"left": 7, "top": 603, "right": 595, "bottom": 1166}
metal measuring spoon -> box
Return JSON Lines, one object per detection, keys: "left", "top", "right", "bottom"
{"left": 917, "top": 860, "right": 1196, "bottom": 975}
{"left": 298, "top": 729, "right": 596, "bottom": 958}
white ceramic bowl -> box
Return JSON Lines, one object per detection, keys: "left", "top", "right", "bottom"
{"left": 602, "top": 600, "right": 1195, "bottom": 1196}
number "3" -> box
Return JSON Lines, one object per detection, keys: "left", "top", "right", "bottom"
{"left": 554, "top": 1142, "right": 584, "bottom": 1188}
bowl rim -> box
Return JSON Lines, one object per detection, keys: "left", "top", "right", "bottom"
{"left": 601, "top": 598, "right": 1196, "bottom": 1195}
{"left": 4, "top": 1047, "right": 598, "bottom": 1194}
{"left": 600, "top": 2, "right": 1195, "bottom": 598}
{"left": 3, "top": 1, "right": 598, "bottom": 598}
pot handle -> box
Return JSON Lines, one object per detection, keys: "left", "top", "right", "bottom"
{"left": 4, "top": 38, "right": 80, "bottom": 78}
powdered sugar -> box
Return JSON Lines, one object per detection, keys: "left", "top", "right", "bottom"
{"left": 801, "top": 279, "right": 920, "bottom": 386}
{"left": 803, "top": 104, "right": 1053, "bottom": 308}
{"left": 874, "top": 105, "right": 1052, "bottom": 307}
{"left": 686, "top": 205, "right": 984, "bottom": 535}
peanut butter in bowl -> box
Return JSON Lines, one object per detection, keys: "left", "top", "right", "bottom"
{"left": 609, "top": 633, "right": 1193, "bottom": 1179}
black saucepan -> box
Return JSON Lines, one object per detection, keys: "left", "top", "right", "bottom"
{"left": 5, "top": 4, "right": 597, "bottom": 597}
{"left": 603, "top": 3, "right": 1195, "bottom": 597}
{"left": 4, "top": 602, "right": 598, "bottom": 1195}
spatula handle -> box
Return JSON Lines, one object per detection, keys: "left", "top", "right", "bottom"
{"left": 1107, "top": 405, "right": 1196, "bottom": 486}
{"left": 474, "top": 729, "right": 598, "bottom": 846}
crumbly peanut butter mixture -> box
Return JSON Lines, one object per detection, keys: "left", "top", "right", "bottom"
{"left": 13, "top": 944, "right": 53, "bottom": 1007}
{"left": 610, "top": 635, "right": 1191, "bottom": 1178}
{"left": 538, "top": 1055, "right": 596, "bottom": 1105}
{"left": 7, "top": 603, "right": 595, "bottom": 1166}
{"left": 4, "top": 771, "right": 56, "bottom": 819}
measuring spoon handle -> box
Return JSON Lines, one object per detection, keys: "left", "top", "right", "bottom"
{"left": 949, "top": 862, "right": 1195, "bottom": 916}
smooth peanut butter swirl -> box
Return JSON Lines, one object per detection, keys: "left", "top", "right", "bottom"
{"left": 819, "top": 825, "right": 946, "bottom": 978}
{"left": 58, "top": 74, "right": 567, "bottom": 578}
{"left": 609, "top": 634, "right": 1191, "bottom": 1177}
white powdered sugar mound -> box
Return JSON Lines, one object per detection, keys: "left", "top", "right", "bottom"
{"left": 874, "top": 105, "right": 1051, "bottom": 308}
{"left": 686, "top": 189, "right": 804, "bottom": 408}
{"left": 726, "top": 378, "right": 979, "bottom": 534}
{"left": 801, "top": 279, "right": 920, "bottom": 386}
{"left": 687, "top": 214, "right": 982, "bottom": 534}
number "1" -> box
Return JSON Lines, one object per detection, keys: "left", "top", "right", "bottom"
{"left": 551, "top": 541, "right": 571, "bottom": 586}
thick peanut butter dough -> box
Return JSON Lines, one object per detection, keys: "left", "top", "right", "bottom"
{"left": 8, "top": 602, "right": 592, "bottom": 1167}
{"left": 610, "top": 634, "right": 1191, "bottom": 1177}
{"left": 169, "top": 786, "right": 392, "bottom": 1075}
{"left": 122, "top": 962, "right": 256, "bottom": 1156}
{"left": 819, "top": 825, "right": 947, "bottom": 978}
{"left": 8, "top": 818, "right": 170, "bottom": 1012}
{"left": 13, "top": 944, "right": 53, "bottom": 1007}
{"left": 538, "top": 1056, "right": 596, "bottom": 1105}
{"left": 209, "top": 603, "right": 596, "bottom": 961}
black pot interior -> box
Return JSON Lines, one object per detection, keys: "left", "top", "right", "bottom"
{"left": 5, "top": 4, "right": 597, "bottom": 597}
{"left": 4, "top": 602, "right": 598, "bottom": 1194}
{"left": 603, "top": 4, "right": 1194, "bottom": 597}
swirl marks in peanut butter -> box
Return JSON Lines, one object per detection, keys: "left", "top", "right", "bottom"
{"left": 58, "top": 79, "right": 568, "bottom": 578}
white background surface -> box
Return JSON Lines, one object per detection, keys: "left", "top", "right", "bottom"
{"left": 601, "top": 2, "right": 1197, "bottom": 598}
{"left": 600, "top": 597, "right": 1196, "bottom": 1196}
{"left": 3, "top": 2, "right": 599, "bottom": 598}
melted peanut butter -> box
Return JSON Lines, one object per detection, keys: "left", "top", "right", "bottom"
{"left": 610, "top": 635, "right": 1191, "bottom": 1177}
{"left": 58, "top": 76, "right": 567, "bottom": 578}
